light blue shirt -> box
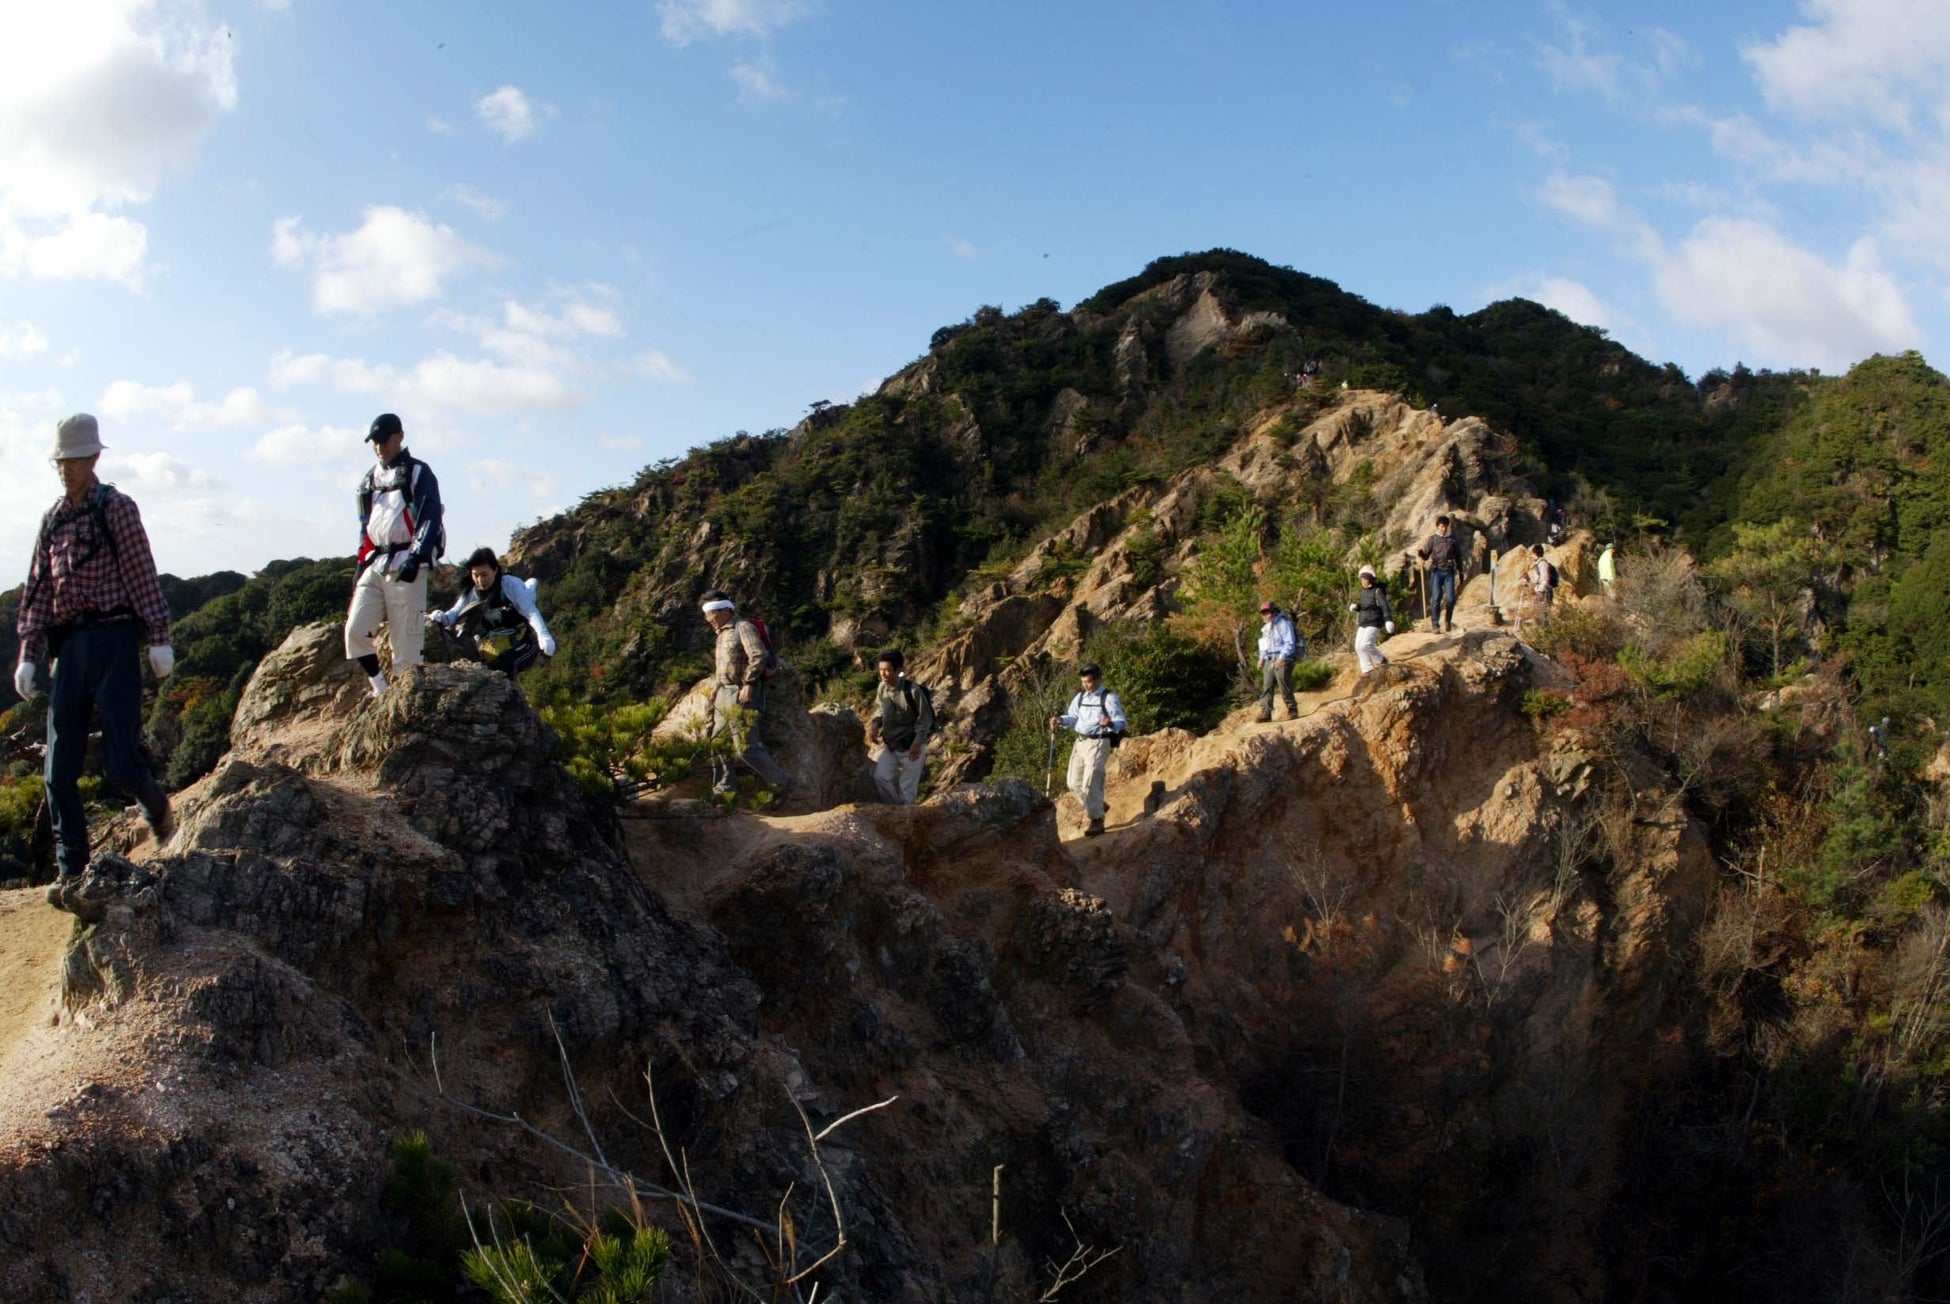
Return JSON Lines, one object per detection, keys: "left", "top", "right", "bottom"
{"left": 1059, "top": 689, "right": 1127, "bottom": 738}
{"left": 1258, "top": 613, "right": 1298, "bottom": 663}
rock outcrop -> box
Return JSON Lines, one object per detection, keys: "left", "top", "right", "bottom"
{"left": 0, "top": 631, "right": 1450, "bottom": 1302}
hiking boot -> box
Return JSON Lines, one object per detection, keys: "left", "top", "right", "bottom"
{"left": 1282, "top": 705, "right": 1298, "bottom": 720}
{"left": 1255, "top": 713, "right": 1271, "bottom": 724}
{"left": 143, "top": 800, "right": 174, "bottom": 845}
{"left": 1084, "top": 819, "right": 1105, "bottom": 838}
{"left": 44, "top": 873, "right": 79, "bottom": 910}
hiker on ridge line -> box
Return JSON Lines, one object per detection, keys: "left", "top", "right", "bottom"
{"left": 868, "top": 648, "right": 932, "bottom": 805}
{"left": 1417, "top": 513, "right": 1463, "bottom": 633}
{"left": 700, "top": 590, "right": 795, "bottom": 799}
{"left": 1255, "top": 600, "right": 1301, "bottom": 722}
{"left": 13, "top": 414, "right": 176, "bottom": 905}
{"left": 1521, "top": 543, "right": 1558, "bottom": 631}
{"left": 1350, "top": 564, "right": 1394, "bottom": 675}
{"left": 428, "top": 546, "right": 556, "bottom": 682}
{"left": 345, "top": 413, "right": 444, "bottom": 697}
{"left": 1050, "top": 662, "right": 1127, "bottom": 839}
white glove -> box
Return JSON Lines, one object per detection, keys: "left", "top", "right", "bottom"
{"left": 1348, "top": 603, "right": 1358, "bottom": 612}
{"left": 14, "top": 662, "right": 36, "bottom": 699}
{"left": 1384, "top": 621, "right": 1395, "bottom": 635}
{"left": 148, "top": 645, "right": 175, "bottom": 679}
{"left": 540, "top": 634, "right": 557, "bottom": 657}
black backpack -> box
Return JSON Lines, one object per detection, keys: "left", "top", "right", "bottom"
{"left": 900, "top": 679, "right": 941, "bottom": 736}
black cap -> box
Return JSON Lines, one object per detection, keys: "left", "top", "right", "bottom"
{"left": 367, "top": 412, "right": 404, "bottom": 442}
{"left": 1078, "top": 663, "right": 1102, "bottom": 678}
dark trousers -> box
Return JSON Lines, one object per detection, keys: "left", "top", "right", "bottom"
{"left": 1258, "top": 659, "right": 1296, "bottom": 716}
{"left": 46, "top": 621, "right": 165, "bottom": 876}
{"left": 1430, "top": 567, "right": 1458, "bottom": 628}
{"left": 493, "top": 637, "right": 540, "bottom": 680}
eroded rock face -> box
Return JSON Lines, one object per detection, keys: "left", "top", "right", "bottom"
{"left": 6, "top": 635, "right": 1439, "bottom": 1302}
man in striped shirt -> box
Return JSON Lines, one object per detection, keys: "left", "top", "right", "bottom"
{"left": 13, "top": 414, "right": 176, "bottom": 901}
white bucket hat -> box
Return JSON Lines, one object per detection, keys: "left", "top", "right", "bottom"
{"left": 52, "top": 413, "right": 105, "bottom": 460}
{"left": 1358, "top": 564, "right": 1377, "bottom": 579}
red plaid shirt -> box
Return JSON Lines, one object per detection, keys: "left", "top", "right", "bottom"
{"left": 15, "top": 483, "right": 172, "bottom": 664}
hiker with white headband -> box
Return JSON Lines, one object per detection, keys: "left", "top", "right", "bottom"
{"left": 700, "top": 590, "right": 794, "bottom": 799}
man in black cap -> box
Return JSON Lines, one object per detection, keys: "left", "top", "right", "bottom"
{"left": 344, "top": 413, "right": 443, "bottom": 695}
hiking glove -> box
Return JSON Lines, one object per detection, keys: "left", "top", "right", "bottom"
{"left": 148, "top": 645, "right": 175, "bottom": 679}
{"left": 13, "top": 662, "right": 36, "bottom": 699}
{"left": 1384, "top": 621, "right": 1395, "bottom": 635}
{"left": 397, "top": 558, "right": 421, "bottom": 583}
{"left": 1348, "top": 603, "right": 1358, "bottom": 612}
{"left": 540, "top": 634, "right": 557, "bottom": 657}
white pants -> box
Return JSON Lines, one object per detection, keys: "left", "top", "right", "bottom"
{"left": 1354, "top": 625, "right": 1387, "bottom": 675}
{"left": 344, "top": 563, "right": 428, "bottom": 675}
{"left": 873, "top": 741, "right": 928, "bottom": 805}
{"left": 1067, "top": 735, "right": 1114, "bottom": 822}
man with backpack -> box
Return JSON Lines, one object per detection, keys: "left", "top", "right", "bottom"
{"left": 1522, "top": 543, "right": 1558, "bottom": 631}
{"left": 1417, "top": 514, "right": 1463, "bottom": 633}
{"left": 13, "top": 414, "right": 176, "bottom": 904}
{"left": 700, "top": 589, "right": 794, "bottom": 799}
{"left": 1049, "top": 662, "right": 1127, "bottom": 838}
{"left": 868, "top": 648, "right": 933, "bottom": 805}
{"left": 427, "top": 547, "right": 556, "bottom": 682}
{"left": 344, "top": 413, "right": 443, "bottom": 696}
{"left": 1256, "top": 601, "right": 1302, "bottom": 722}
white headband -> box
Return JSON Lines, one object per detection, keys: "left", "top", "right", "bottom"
{"left": 700, "top": 599, "right": 735, "bottom": 613}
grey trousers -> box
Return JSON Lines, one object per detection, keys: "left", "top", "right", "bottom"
{"left": 711, "top": 684, "right": 793, "bottom": 792}
{"left": 1258, "top": 659, "right": 1295, "bottom": 715}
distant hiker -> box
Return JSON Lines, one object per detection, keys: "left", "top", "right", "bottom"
{"left": 868, "top": 649, "right": 932, "bottom": 805}
{"left": 1349, "top": 565, "right": 1394, "bottom": 675}
{"left": 428, "top": 546, "right": 556, "bottom": 681}
{"left": 701, "top": 590, "right": 795, "bottom": 799}
{"left": 1049, "top": 662, "right": 1126, "bottom": 838}
{"left": 1417, "top": 514, "right": 1463, "bottom": 633}
{"left": 13, "top": 414, "right": 176, "bottom": 904}
{"left": 1522, "top": 544, "right": 1558, "bottom": 630}
{"left": 1256, "top": 601, "right": 1301, "bottom": 722}
{"left": 1597, "top": 542, "right": 1617, "bottom": 594}
{"left": 345, "top": 413, "right": 443, "bottom": 697}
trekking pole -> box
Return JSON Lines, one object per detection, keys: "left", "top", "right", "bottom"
{"left": 1044, "top": 726, "right": 1057, "bottom": 798}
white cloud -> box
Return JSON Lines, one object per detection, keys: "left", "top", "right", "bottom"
{"left": 1652, "top": 220, "right": 1916, "bottom": 369}
{"left": 0, "top": 0, "right": 237, "bottom": 287}
{"left": 268, "top": 345, "right": 585, "bottom": 416}
{"left": 1744, "top": 0, "right": 1950, "bottom": 128}
{"left": 1539, "top": 173, "right": 1620, "bottom": 228}
{"left": 271, "top": 206, "right": 500, "bottom": 316}
{"left": 445, "top": 184, "right": 506, "bottom": 221}
{"left": 658, "top": 0, "right": 811, "bottom": 46}
{"left": 1536, "top": 13, "right": 1688, "bottom": 108}
{"left": 0, "top": 321, "right": 48, "bottom": 357}
{"left": 110, "top": 449, "right": 214, "bottom": 493}
{"left": 249, "top": 422, "right": 366, "bottom": 464}
{"left": 1, "top": 210, "right": 148, "bottom": 284}
{"left": 468, "top": 457, "right": 560, "bottom": 502}
{"left": 947, "top": 236, "right": 977, "bottom": 261}
{"left": 731, "top": 60, "right": 786, "bottom": 103}
{"left": 631, "top": 349, "right": 688, "bottom": 383}
{"left": 427, "top": 115, "right": 456, "bottom": 137}
{"left": 99, "top": 379, "right": 275, "bottom": 430}
{"left": 474, "top": 85, "right": 539, "bottom": 142}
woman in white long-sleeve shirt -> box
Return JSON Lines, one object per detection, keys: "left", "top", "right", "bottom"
{"left": 428, "top": 546, "right": 557, "bottom": 681}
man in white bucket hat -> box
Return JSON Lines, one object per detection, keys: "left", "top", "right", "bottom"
{"left": 13, "top": 414, "right": 176, "bottom": 906}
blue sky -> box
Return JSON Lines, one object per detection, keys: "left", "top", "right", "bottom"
{"left": 2, "top": 0, "right": 1947, "bottom": 579}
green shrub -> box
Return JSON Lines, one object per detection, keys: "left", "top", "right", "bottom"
{"left": 1875, "top": 871, "right": 1945, "bottom": 930}
{"left": 1290, "top": 658, "right": 1335, "bottom": 692}
{"left": 1522, "top": 690, "right": 1572, "bottom": 721}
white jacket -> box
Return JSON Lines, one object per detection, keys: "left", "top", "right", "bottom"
{"left": 434, "top": 574, "right": 556, "bottom": 655}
